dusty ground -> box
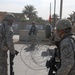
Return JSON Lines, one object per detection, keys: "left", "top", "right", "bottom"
{"left": 8, "top": 35, "right": 55, "bottom": 75}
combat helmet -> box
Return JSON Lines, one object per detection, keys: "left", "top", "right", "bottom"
{"left": 56, "top": 19, "right": 72, "bottom": 32}
{"left": 32, "top": 21, "right": 35, "bottom": 24}
{"left": 4, "top": 13, "right": 15, "bottom": 21}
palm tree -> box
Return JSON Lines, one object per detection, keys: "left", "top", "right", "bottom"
{"left": 22, "top": 5, "right": 38, "bottom": 20}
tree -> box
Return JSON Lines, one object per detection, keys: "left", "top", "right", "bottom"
{"left": 69, "top": 11, "right": 75, "bottom": 25}
{"left": 52, "top": 14, "right": 59, "bottom": 19}
{"left": 22, "top": 5, "right": 38, "bottom": 20}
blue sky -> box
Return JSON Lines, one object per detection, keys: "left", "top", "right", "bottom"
{"left": 0, "top": 0, "right": 75, "bottom": 20}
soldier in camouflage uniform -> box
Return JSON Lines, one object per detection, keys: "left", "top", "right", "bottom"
{"left": 28, "top": 21, "right": 38, "bottom": 49}
{"left": 28, "top": 21, "right": 38, "bottom": 40}
{"left": 0, "top": 13, "right": 16, "bottom": 75}
{"left": 29, "top": 21, "right": 38, "bottom": 36}
{"left": 55, "top": 19, "right": 75, "bottom": 75}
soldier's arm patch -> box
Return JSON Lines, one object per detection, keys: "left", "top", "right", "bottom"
{"left": 61, "top": 43, "right": 73, "bottom": 58}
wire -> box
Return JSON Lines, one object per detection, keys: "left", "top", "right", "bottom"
{"left": 20, "top": 44, "right": 49, "bottom": 70}
{"left": 20, "top": 35, "right": 50, "bottom": 70}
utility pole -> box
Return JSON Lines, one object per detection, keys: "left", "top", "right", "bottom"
{"left": 60, "top": 0, "right": 63, "bottom": 19}
{"left": 50, "top": 3, "right": 51, "bottom": 16}
{"left": 54, "top": 0, "right": 56, "bottom": 28}
{"left": 49, "top": 3, "right": 51, "bottom": 23}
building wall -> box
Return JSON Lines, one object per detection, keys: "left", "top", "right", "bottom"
{"left": 0, "top": 12, "right": 7, "bottom": 22}
{"left": 72, "top": 24, "right": 75, "bottom": 33}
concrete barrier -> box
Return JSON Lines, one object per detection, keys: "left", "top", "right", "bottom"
{"left": 19, "top": 30, "right": 46, "bottom": 41}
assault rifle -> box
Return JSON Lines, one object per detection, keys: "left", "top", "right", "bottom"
{"left": 9, "top": 50, "right": 19, "bottom": 75}
{"left": 46, "top": 42, "right": 61, "bottom": 75}
{"left": 46, "top": 48, "right": 60, "bottom": 75}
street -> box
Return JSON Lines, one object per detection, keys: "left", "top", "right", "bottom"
{"left": 8, "top": 35, "right": 55, "bottom": 75}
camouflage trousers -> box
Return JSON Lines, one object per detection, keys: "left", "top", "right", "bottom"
{"left": 0, "top": 50, "right": 7, "bottom": 75}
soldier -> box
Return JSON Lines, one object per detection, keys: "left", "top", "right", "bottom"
{"left": 55, "top": 19, "right": 75, "bottom": 75}
{"left": 28, "top": 21, "right": 38, "bottom": 49}
{"left": 28, "top": 21, "right": 38, "bottom": 40}
{"left": 29, "top": 21, "right": 38, "bottom": 36}
{"left": 0, "top": 13, "right": 16, "bottom": 75}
